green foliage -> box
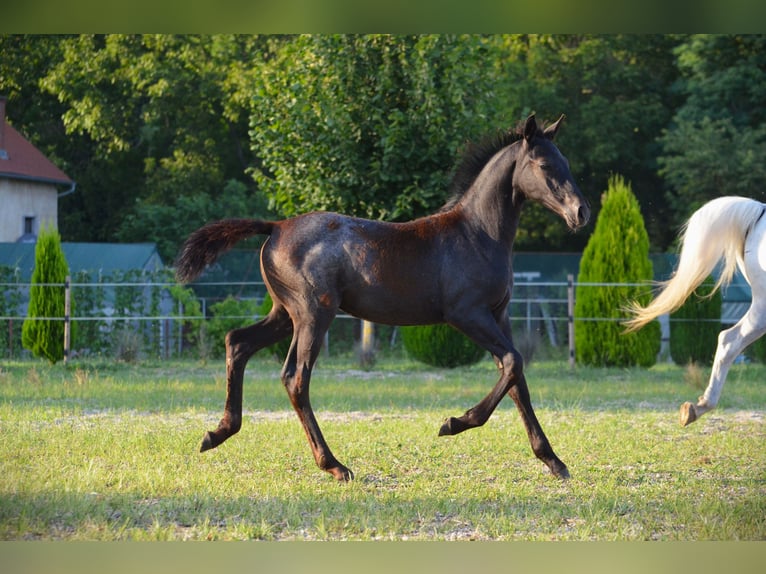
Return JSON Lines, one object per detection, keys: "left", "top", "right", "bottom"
{"left": 748, "top": 336, "right": 766, "bottom": 364}
{"left": 6, "top": 34, "right": 765, "bottom": 255}
{"left": 251, "top": 35, "right": 503, "bottom": 221}
{"left": 168, "top": 283, "right": 205, "bottom": 354}
{"left": 0, "top": 265, "right": 24, "bottom": 358}
{"left": 71, "top": 270, "right": 110, "bottom": 355}
{"left": 22, "top": 226, "right": 71, "bottom": 363}
{"left": 401, "top": 324, "right": 485, "bottom": 368}
{"left": 116, "top": 179, "right": 267, "bottom": 261}
{"left": 496, "top": 34, "right": 682, "bottom": 250}
{"left": 574, "top": 175, "right": 660, "bottom": 367}
{"left": 29, "top": 34, "right": 271, "bottom": 256}
{"left": 206, "top": 296, "right": 261, "bottom": 358}
{"left": 659, "top": 35, "right": 766, "bottom": 225}
{"left": 669, "top": 276, "right": 721, "bottom": 366}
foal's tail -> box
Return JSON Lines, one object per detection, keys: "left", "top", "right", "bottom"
{"left": 175, "top": 219, "right": 275, "bottom": 283}
{"left": 624, "top": 196, "right": 765, "bottom": 332}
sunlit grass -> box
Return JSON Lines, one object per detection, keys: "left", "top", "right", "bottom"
{"left": 1, "top": 356, "right": 764, "bottom": 540}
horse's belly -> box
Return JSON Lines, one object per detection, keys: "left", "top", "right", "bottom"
{"left": 339, "top": 289, "right": 443, "bottom": 326}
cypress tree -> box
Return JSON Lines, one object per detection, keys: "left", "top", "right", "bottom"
{"left": 574, "top": 175, "right": 660, "bottom": 367}
{"left": 669, "top": 275, "right": 721, "bottom": 365}
{"left": 22, "top": 225, "right": 70, "bottom": 364}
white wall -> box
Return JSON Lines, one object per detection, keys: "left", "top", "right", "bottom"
{"left": 0, "top": 179, "right": 58, "bottom": 241}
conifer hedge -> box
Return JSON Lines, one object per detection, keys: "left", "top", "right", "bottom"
{"left": 22, "top": 225, "right": 71, "bottom": 364}
{"left": 669, "top": 275, "right": 721, "bottom": 365}
{"left": 748, "top": 335, "right": 766, "bottom": 363}
{"left": 401, "top": 323, "right": 485, "bottom": 368}
{"left": 574, "top": 175, "right": 660, "bottom": 367}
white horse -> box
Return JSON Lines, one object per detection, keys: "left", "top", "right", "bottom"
{"left": 625, "top": 196, "right": 766, "bottom": 426}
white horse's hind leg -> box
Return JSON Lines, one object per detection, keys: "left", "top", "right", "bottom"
{"left": 681, "top": 222, "right": 766, "bottom": 426}
{"left": 680, "top": 309, "right": 766, "bottom": 425}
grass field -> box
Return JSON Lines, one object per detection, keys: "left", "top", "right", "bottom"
{"left": 0, "top": 354, "right": 764, "bottom": 541}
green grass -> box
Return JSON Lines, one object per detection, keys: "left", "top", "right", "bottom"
{"left": 1, "top": 355, "right": 764, "bottom": 540}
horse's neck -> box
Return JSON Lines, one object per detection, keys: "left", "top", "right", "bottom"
{"left": 458, "top": 145, "right": 521, "bottom": 245}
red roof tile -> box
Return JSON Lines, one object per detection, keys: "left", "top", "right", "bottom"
{"left": 0, "top": 117, "right": 72, "bottom": 185}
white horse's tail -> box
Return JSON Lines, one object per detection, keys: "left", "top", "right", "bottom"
{"left": 624, "top": 196, "right": 765, "bottom": 332}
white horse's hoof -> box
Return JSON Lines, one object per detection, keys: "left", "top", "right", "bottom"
{"left": 680, "top": 402, "right": 698, "bottom": 427}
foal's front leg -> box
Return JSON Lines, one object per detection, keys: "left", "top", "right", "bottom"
{"left": 508, "top": 374, "right": 569, "bottom": 478}
{"left": 438, "top": 312, "right": 569, "bottom": 479}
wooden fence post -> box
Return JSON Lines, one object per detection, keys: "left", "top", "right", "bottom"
{"left": 64, "top": 275, "right": 71, "bottom": 365}
{"left": 360, "top": 319, "right": 375, "bottom": 367}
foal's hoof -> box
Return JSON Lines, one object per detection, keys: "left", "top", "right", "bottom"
{"left": 679, "top": 402, "right": 698, "bottom": 427}
{"left": 328, "top": 465, "right": 354, "bottom": 482}
{"left": 438, "top": 416, "right": 469, "bottom": 436}
{"left": 551, "top": 463, "right": 570, "bottom": 480}
{"left": 199, "top": 431, "right": 219, "bottom": 453}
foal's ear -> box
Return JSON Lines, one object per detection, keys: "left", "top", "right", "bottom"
{"left": 543, "top": 114, "right": 565, "bottom": 140}
{"left": 523, "top": 114, "right": 538, "bottom": 143}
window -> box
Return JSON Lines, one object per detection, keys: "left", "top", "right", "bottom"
{"left": 24, "top": 216, "right": 35, "bottom": 235}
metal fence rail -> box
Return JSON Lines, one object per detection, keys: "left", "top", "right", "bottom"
{"left": 0, "top": 274, "right": 749, "bottom": 363}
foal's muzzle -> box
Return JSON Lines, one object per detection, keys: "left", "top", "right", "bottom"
{"left": 576, "top": 201, "right": 591, "bottom": 228}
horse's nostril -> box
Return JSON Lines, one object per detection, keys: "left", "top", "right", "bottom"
{"left": 578, "top": 204, "right": 590, "bottom": 225}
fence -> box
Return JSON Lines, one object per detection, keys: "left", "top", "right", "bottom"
{"left": 0, "top": 274, "right": 749, "bottom": 364}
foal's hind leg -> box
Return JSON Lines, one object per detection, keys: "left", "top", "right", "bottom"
{"left": 282, "top": 310, "right": 352, "bottom": 481}
{"left": 439, "top": 311, "right": 568, "bottom": 478}
{"left": 681, "top": 304, "right": 766, "bottom": 426}
{"left": 200, "top": 307, "right": 292, "bottom": 452}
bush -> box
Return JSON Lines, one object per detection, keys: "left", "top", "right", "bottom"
{"left": 0, "top": 265, "right": 23, "bottom": 358}
{"left": 574, "top": 175, "right": 660, "bottom": 367}
{"left": 22, "top": 225, "right": 71, "bottom": 364}
{"left": 401, "top": 323, "right": 485, "bottom": 368}
{"left": 206, "top": 296, "right": 261, "bottom": 357}
{"left": 669, "top": 275, "right": 721, "bottom": 365}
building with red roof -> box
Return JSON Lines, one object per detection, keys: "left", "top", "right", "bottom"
{"left": 0, "top": 96, "right": 75, "bottom": 242}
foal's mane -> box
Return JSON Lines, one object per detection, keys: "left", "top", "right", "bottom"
{"left": 441, "top": 118, "right": 547, "bottom": 211}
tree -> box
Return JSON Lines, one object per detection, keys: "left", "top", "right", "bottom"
{"left": 659, "top": 35, "right": 766, "bottom": 229}
{"left": 22, "top": 225, "right": 71, "bottom": 364}
{"left": 496, "top": 35, "right": 682, "bottom": 250}
{"left": 250, "top": 34, "right": 505, "bottom": 221}
{"left": 37, "top": 34, "right": 272, "bottom": 260}
{"left": 574, "top": 175, "right": 660, "bottom": 367}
